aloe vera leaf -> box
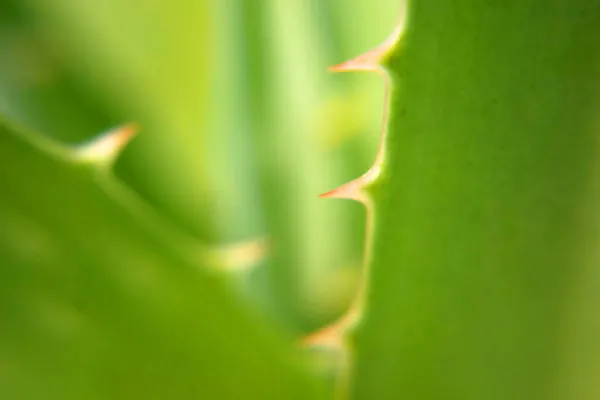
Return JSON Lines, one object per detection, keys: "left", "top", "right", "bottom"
{"left": 0, "top": 120, "right": 325, "bottom": 399}
{"left": 349, "top": 1, "right": 600, "bottom": 399}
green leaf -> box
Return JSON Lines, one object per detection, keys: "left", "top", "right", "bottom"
{"left": 0, "top": 120, "right": 325, "bottom": 399}
{"left": 349, "top": 0, "right": 600, "bottom": 399}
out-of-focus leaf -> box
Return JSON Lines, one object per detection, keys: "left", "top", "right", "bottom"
{"left": 0, "top": 120, "right": 325, "bottom": 399}
{"left": 232, "top": 0, "right": 373, "bottom": 331}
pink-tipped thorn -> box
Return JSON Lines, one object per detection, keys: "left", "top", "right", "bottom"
{"left": 302, "top": 321, "right": 344, "bottom": 350}
{"left": 319, "top": 164, "right": 381, "bottom": 204}
{"left": 329, "top": 49, "right": 386, "bottom": 73}
{"left": 98, "top": 123, "right": 138, "bottom": 154}
{"left": 109, "top": 123, "right": 139, "bottom": 148}
{"left": 301, "top": 310, "right": 357, "bottom": 350}
{"left": 319, "top": 180, "right": 364, "bottom": 202}
{"left": 328, "top": 6, "right": 405, "bottom": 74}
{"left": 76, "top": 123, "right": 139, "bottom": 165}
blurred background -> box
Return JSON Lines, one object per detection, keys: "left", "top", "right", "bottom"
{"left": 0, "top": 0, "right": 398, "bottom": 334}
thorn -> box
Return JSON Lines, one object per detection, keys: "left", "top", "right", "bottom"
{"left": 75, "top": 123, "right": 139, "bottom": 166}
{"left": 319, "top": 180, "right": 364, "bottom": 202}
{"left": 328, "top": 3, "right": 406, "bottom": 74}
{"left": 302, "top": 313, "right": 356, "bottom": 400}
{"left": 302, "top": 317, "right": 346, "bottom": 351}
{"left": 207, "top": 237, "right": 268, "bottom": 272}
{"left": 328, "top": 49, "right": 385, "bottom": 73}
{"left": 302, "top": 322, "right": 344, "bottom": 350}
{"left": 320, "top": 164, "right": 381, "bottom": 204}
{"left": 301, "top": 308, "right": 358, "bottom": 350}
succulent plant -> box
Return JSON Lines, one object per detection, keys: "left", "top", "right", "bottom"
{"left": 2, "top": 0, "right": 600, "bottom": 399}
